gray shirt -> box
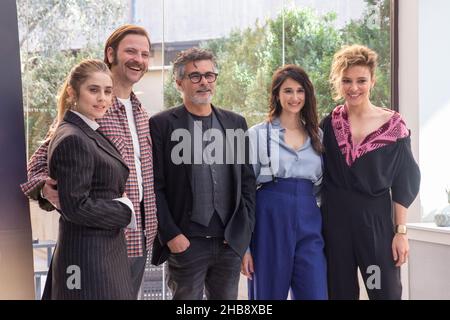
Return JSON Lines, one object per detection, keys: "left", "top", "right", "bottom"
{"left": 248, "top": 118, "right": 323, "bottom": 193}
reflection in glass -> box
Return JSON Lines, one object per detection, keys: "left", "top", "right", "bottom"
{"left": 17, "top": 0, "right": 393, "bottom": 300}
{"left": 150, "top": 0, "right": 392, "bottom": 128}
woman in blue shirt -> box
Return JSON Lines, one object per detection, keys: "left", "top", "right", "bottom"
{"left": 242, "top": 64, "right": 327, "bottom": 300}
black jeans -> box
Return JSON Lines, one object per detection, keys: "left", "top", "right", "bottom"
{"left": 128, "top": 250, "right": 147, "bottom": 299}
{"left": 128, "top": 202, "right": 148, "bottom": 299}
{"left": 167, "top": 237, "right": 241, "bottom": 300}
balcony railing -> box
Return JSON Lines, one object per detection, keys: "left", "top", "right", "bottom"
{"left": 32, "top": 242, "right": 172, "bottom": 300}
{"left": 32, "top": 239, "right": 56, "bottom": 300}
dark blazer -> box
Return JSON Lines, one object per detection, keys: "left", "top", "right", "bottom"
{"left": 45, "top": 111, "right": 133, "bottom": 299}
{"left": 150, "top": 105, "right": 256, "bottom": 265}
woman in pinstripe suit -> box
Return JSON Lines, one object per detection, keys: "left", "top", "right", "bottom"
{"left": 45, "top": 59, "right": 134, "bottom": 299}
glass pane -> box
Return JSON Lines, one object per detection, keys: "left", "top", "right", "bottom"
{"left": 161, "top": 0, "right": 284, "bottom": 127}
{"left": 17, "top": 0, "right": 129, "bottom": 299}
{"left": 19, "top": 0, "right": 129, "bottom": 159}
{"left": 132, "top": 0, "right": 164, "bottom": 116}
{"left": 18, "top": 0, "right": 393, "bottom": 300}
{"left": 152, "top": 0, "right": 391, "bottom": 300}
{"left": 280, "top": 0, "right": 391, "bottom": 117}
{"left": 156, "top": 0, "right": 391, "bottom": 127}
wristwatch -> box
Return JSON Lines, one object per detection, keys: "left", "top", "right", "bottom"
{"left": 395, "top": 224, "right": 407, "bottom": 235}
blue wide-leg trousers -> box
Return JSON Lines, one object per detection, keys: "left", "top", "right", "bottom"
{"left": 248, "top": 178, "right": 327, "bottom": 300}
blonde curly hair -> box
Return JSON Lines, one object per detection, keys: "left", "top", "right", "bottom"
{"left": 329, "top": 44, "right": 378, "bottom": 101}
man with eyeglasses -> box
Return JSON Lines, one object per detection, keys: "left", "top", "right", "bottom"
{"left": 149, "top": 47, "right": 256, "bottom": 300}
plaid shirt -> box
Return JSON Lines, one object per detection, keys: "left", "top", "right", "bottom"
{"left": 21, "top": 93, "right": 157, "bottom": 257}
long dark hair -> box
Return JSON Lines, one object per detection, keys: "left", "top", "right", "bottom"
{"left": 268, "top": 64, "right": 324, "bottom": 154}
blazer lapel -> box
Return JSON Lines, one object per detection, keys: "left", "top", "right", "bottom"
{"left": 95, "top": 131, "right": 129, "bottom": 169}
{"left": 171, "top": 105, "right": 193, "bottom": 190}
{"left": 212, "top": 106, "right": 241, "bottom": 213}
{"left": 64, "top": 112, "right": 128, "bottom": 169}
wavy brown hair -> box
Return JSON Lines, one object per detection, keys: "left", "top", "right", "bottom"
{"left": 104, "top": 24, "right": 151, "bottom": 68}
{"left": 268, "top": 64, "right": 324, "bottom": 154}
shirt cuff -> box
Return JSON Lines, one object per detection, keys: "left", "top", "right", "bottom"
{"left": 113, "top": 197, "right": 137, "bottom": 230}
{"left": 40, "top": 187, "right": 46, "bottom": 200}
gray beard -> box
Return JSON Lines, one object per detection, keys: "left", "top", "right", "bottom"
{"left": 190, "top": 94, "right": 212, "bottom": 106}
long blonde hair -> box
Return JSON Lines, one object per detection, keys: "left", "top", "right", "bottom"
{"left": 47, "top": 59, "right": 111, "bottom": 139}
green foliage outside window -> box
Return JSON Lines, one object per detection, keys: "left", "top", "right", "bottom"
{"left": 164, "top": 0, "right": 391, "bottom": 128}
{"left": 20, "top": 0, "right": 391, "bottom": 157}
{"left": 19, "top": 0, "right": 127, "bottom": 157}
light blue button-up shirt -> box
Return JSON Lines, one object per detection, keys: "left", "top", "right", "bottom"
{"left": 248, "top": 118, "right": 323, "bottom": 194}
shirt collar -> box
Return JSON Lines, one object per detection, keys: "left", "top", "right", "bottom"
{"left": 270, "top": 117, "right": 285, "bottom": 131}
{"left": 112, "top": 91, "right": 142, "bottom": 112}
{"left": 70, "top": 110, "right": 100, "bottom": 131}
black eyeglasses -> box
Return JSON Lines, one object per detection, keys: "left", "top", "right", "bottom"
{"left": 186, "top": 72, "right": 218, "bottom": 84}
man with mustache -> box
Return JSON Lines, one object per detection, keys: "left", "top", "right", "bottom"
{"left": 149, "top": 47, "right": 256, "bottom": 300}
{"left": 21, "top": 24, "right": 157, "bottom": 299}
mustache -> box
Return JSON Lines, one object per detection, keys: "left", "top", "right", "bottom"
{"left": 196, "top": 85, "right": 211, "bottom": 92}
{"left": 125, "top": 61, "right": 145, "bottom": 70}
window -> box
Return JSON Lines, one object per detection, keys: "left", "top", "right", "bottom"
{"left": 18, "top": 0, "right": 395, "bottom": 299}
{"left": 18, "top": 0, "right": 129, "bottom": 159}
{"left": 17, "top": 0, "right": 130, "bottom": 298}
{"left": 136, "top": 0, "right": 393, "bottom": 128}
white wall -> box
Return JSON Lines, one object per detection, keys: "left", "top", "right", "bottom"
{"left": 398, "top": 0, "right": 419, "bottom": 299}
{"left": 399, "top": 0, "right": 421, "bottom": 223}
{"left": 134, "top": 68, "right": 169, "bottom": 116}
{"left": 418, "top": 0, "right": 450, "bottom": 218}
{"left": 399, "top": 0, "right": 450, "bottom": 300}
{"left": 408, "top": 226, "right": 450, "bottom": 300}
{"left": 399, "top": 0, "right": 450, "bottom": 221}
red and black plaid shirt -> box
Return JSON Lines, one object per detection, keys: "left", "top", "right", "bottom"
{"left": 21, "top": 93, "right": 157, "bottom": 257}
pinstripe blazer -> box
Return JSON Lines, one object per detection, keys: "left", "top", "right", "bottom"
{"left": 21, "top": 93, "right": 157, "bottom": 257}
{"left": 46, "top": 111, "right": 133, "bottom": 300}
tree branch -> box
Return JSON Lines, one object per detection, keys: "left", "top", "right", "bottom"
{"left": 20, "top": 1, "right": 63, "bottom": 49}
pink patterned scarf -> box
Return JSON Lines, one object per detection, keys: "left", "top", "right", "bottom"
{"left": 331, "top": 105, "right": 409, "bottom": 166}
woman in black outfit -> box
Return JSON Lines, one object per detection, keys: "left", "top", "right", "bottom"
{"left": 321, "top": 45, "right": 420, "bottom": 300}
